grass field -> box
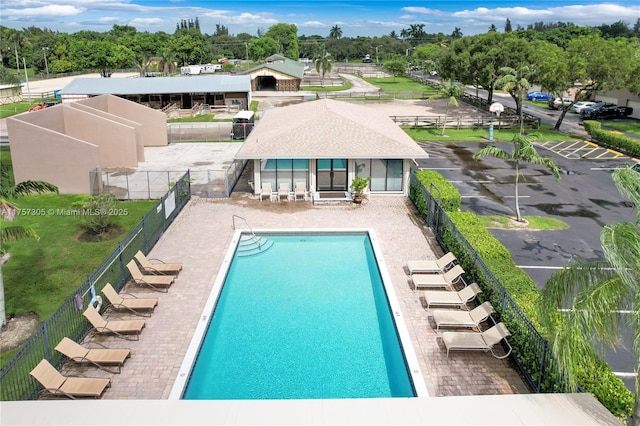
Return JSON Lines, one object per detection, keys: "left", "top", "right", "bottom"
{"left": 403, "top": 123, "right": 582, "bottom": 142}
{"left": 1, "top": 195, "right": 157, "bottom": 322}
{"left": 601, "top": 121, "right": 640, "bottom": 136}
{"left": 363, "top": 76, "right": 436, "bottom": 96}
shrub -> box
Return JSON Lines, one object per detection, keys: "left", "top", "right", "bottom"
{"left": 413, "top": 170, "right": 461, "bottom": 212}
{"left": 584, "top": 120, "right": 640, "bottom": 158}
{"left": 74, "top": 194, "right": 118, "bottom": 234}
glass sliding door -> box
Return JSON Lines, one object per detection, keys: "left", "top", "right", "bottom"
{"left": 317, "top": 159, "right": 347, "bottom": 191}
{"left": 358, "top": 159, "right": 404, "bottom": 192}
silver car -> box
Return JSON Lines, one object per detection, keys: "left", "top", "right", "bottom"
{"left": 569, "top": 101, "right": 596, "bottom": 114}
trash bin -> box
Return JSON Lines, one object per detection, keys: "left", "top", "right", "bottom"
{"left": 54, "top": 90, "right": 61, "bottom": 99}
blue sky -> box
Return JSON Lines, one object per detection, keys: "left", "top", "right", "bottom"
{"left": 1, "top": 0, "right": 638, "bottom": 36}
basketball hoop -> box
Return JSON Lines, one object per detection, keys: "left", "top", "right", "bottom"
{"left": 489, "top": 102, "right": 504, "bottom": 117}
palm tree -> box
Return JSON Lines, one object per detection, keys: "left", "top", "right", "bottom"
{"left": 540, "top": 166, "right": 640, "bottom": 425}
{"left": 496, "top": 64, "right": 534, "bottom": 134}
{"left": 0, "top": 169, "right": 58, "bottom": 326}
{"left": 329, "top": 25, "right": 342, "bottom": 39}
{"left": 472, "top": 133, "right": 560, "bottom": 222}
{"left": 427, "top": 80, "right": 465, "bottom": 136}
{"left": 314, "top": 49, "right": 332, "bottom": 87}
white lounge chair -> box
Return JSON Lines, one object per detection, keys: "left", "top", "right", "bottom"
{"left": 407, "top": 252, "right": 457, "bottom": 274}
{"left": 432, "top": 301, "right": 494, "bottom": 332}
{"left": 294, "top": 182, "right": 307, "bottom": 201}
{"left": 260, "top": 182, "right": 274, "bottom": 201}
{"left": 412, "top": 264, "right": 465, "bottom": 290}
{"left": 278, "top": 182, "right": 291, "bottom": 201}
{"left": 441, "top": 322, "right": 512, "bottom": 358}
{"left": 423, "top": 283, "right": 481, "bottom": 310}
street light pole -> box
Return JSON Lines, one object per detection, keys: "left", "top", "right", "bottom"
{"left": 42, "top": 47, "right": 49, "bottom": 78}
{"left": 375, "top": 45, "right": 382, "bottom": 64}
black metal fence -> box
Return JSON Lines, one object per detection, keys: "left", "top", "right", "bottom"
{"left": 0, "top": 172, "right": 191, "bottom": 401}
{"left": 410, "top": 173, "right": 568, "bottom": 394}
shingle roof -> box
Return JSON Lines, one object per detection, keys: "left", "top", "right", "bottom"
{"left": 59, "top": 75, "right": 251, "bottom": 95}
{"left": 235, "top": 99, "right": 429, "bottom": 160}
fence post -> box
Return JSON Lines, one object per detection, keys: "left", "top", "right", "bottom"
{"left": 147, "top": 171, "right": 151, "bottom": 200}
{"left": 42, "top": 323, "right": 52, "bottom": 361}
{"left": 537, "top": 343, "right": 548, "bottom": 393}
{"left": 125, "top": 173, "right": 130, "bottom": 200}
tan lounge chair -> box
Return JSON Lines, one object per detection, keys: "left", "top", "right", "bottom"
{"left": 278, "top": 182, "right": 291, "bottom": 201}
{"left": 260, "top": 182, "right": 274, "bottom": 201}
{"left": 102, "top": 283, "right": 158, "bottom": 317}
{"left": 30, "top": 359, "right": 111, "bottom": 399}
{"left": 423, "top": 283, "right": 481, "bottom": 310}
{"left": 126, "top": 260, "right": 174, "bottom": 292}
{"left": 83, "top": 305, "right": 145, "bottom": 340}
{"left": 407, "top": 252, "right": 457, "bottom": 274}
{"left": 54, "top": 337, "right": 130, "bottom": 373}
{"left": 134, "top": 250, "right": 182, "bottom": 275}
{"left": 432, "top": 301, "right": 494, "bottom": 332}
{"left": 441, "top": 322, "right": 512, "bottom": 358}
{"left": 294, "top": 181, "right": 307, "bottom": 201}
{"left": 412, "top": 264, "right": 465, "bottom": 290}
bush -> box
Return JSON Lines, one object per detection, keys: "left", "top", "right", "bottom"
{"left": 584, "top": 120, "right": 640, "bottom": 158}
{"left": 413, "top": 170, "right": 461, "bottom": 212}
{"left": 412, "top": 171, "right": 633, "bottom": 419}
{"left": 74, "top": 193, "right": 118, "bottom": 234}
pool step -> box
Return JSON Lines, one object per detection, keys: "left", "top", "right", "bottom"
{"left": 237, "top": 235, "right": 274, "bottom": 257}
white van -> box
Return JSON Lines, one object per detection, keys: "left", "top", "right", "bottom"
{"left": 231, "top": 110, "right": 255, "bottom": 139}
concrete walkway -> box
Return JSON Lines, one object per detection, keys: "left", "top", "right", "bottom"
{"left": 78, "top": 191, "right": 528, "bottom": 400}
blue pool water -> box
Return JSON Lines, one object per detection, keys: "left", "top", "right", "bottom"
{"left": 182, "top": 232, "right": 415, "bottom": 400}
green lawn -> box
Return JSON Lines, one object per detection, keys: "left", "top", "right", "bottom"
{"left": 2, "top": 195, "right": 157, "bottom": 321}
{"left": 362, "top": 76, "right": 436, "bottom": 96}
{"left": 302, "top": 83, "right": 351, "bottom": 92}
{"left": 0, "top": 102, "right": 32, "bottom": 118}
{"left": 601, "top": 121, "right": 640, "bottom": 136}
{"left": 477, "top": 215, "right": 569, "bottom": 230}
{"left": 403, "top": 124, "right": 582, "bottom": 142}
{"left": 167, "top": 113, "right": 230, "bottom": 123}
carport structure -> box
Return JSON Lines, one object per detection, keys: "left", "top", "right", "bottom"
{"left": 59, "top": 75, "right": 251, "bottom": 111}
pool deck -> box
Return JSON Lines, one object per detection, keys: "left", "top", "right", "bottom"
{"left": 85, "top": 192, "right": 528, "bottom": 400}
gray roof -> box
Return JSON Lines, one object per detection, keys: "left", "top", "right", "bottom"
{"left": 235, "top": 99, "right": 429, "bottom": 160}
{"left": 59, "top": 75, "right": 251, "bottom": 95}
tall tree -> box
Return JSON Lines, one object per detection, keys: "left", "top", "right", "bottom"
{"left": 540, "top": 166, "right": 640, "bottom": 425}
{"left": 0, "top": 169, "right": 58, "bottom": 327}
{"left": 496, "top": 64, "right": 534, "bottom": 134}
{"left": 427, "top": 80, "right": 465, "bottom": 136}
{"left": 505, "top": 18, "right": 513, "bottom": 33}
{"left": 473, "top": 134, "right": 560, "bottom": 222}
{"left": 314, "top": 48, "right": 332, "bottom": 86}
{"left": 329, "top": 25, "right": 342, "bottom": 39}
{"left": 265, "top": 23, "right": 299, "bottom": 59}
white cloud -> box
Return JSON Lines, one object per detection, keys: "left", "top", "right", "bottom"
{"left": 2, "top": 4, "right": 84, "bottom": 17}
{"left": 401, "top": 7, "right": 445, "bottom": 16}
{"left": 129, "top": 17, "right": 165, "bottom": 26}
{"left": 302, "top": 21, "right": 325, "bottom": 28}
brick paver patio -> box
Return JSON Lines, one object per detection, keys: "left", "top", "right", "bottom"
{"left": 85, "top": 192, "right": 528, "bottom": 399}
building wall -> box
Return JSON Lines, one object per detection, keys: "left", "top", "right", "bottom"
{"left": 7, "top": 115, "right": 101, "bottom": 194}
{"left": 70, "top": 102, "right": 145, "bottom": 162}
{"left": 78, "top": 94, "right": 168, "bottom": 146}
{"left": 60, "top": 106, "right": 138, "bottom": 168}
{"left": 595, "top": 88, "right": 640, "bottom": 120}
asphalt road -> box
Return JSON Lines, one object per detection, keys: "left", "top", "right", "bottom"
{"left": 415, "top": 140, "right": 637, "bottom": 392}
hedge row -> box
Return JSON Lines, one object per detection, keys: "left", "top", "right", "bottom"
{"left": 413, "top": 170, "right": 461, "bottom": 212}
{"left": 583, "top": 120, "right": 640, "bottom": 158}
{"left": 410, "top": 171, "right": 634, "bottom": 419}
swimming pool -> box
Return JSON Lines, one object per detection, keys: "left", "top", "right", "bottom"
{"left": 170, "top": 230, "right": 426, "bottom": 400}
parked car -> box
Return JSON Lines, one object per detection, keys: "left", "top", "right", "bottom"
{"left": 632, "top": 163, "right": 640, "bottom": 174}
{"left": 569, "top": 101, "right": 596, "bottom": 114}
{"left": 362, "top": 54, "right": 373, "bottom": 63}
{"left": 526, "top": 91, "right": 551, "bottom": 101}
{"left": 580, "top": 103, "right": 634, "bottom": 120}
{"left": 547, "top": 96, "right": 573, "bottom": 110}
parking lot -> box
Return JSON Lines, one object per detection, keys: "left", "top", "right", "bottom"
{"left": 415, "top": 140, "right": 637, "bottom": 392}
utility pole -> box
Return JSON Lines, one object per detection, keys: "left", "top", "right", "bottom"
{"left": 42, "top": 47, "right": 49, "bottom": 78}
{"left": 23, "top": 57, "right": 31, "bottom": 104}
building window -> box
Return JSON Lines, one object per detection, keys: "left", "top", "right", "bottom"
{"left": 355, "top": 159, "right": 403, "bottom": 191}
{"left": 261, "top": 159, "right": 309, "bottom": 190}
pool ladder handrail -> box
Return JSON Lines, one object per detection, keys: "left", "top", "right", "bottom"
{"left": 231, "top": 215, "right": 264, "bottom": 251}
